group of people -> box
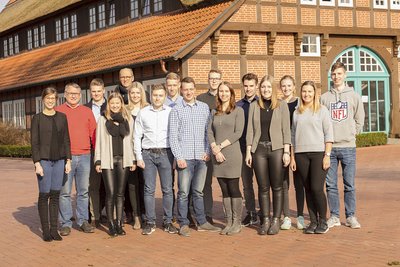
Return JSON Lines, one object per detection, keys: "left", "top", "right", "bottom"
{"left": 31, "top": 61, "right": 364, "bottom": 242}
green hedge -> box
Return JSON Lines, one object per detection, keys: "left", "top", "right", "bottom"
{"left": 0, "top": 145, "right": 31, "bottom": 158}
{"left": 356, "top": 132, "right": 387, "bottom": 147}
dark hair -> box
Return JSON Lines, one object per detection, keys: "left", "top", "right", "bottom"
{"left": 331, "top": 61, "right": 347, "bottom": 72}
{"left": 181, "top": 77, "right": 196, "bottom": 87}
{"left": 215, "top": 81, "right": 236, "bottom": 115}
{"left": 152, "top": 84, "right": 167, "bottom": 92}
{"left": 242, "top": 73, "right": 258, "bottom": 85}
{"left": 41, "top": 87, "right": 58, "bottom": 100}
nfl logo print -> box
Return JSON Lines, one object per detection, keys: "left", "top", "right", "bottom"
{"left": 330, "top": 101, "right": 348, "bottom": 122}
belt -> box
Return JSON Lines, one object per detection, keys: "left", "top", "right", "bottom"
{"left": 144, "top": 148, "right": 169, "bottom": 154}
{"left": 258, "top": 141, "right": 272, "bottom": 146}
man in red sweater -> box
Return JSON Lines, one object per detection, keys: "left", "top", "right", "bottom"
{"left": 55, "top": 83, "right": 97, "bottom": 236}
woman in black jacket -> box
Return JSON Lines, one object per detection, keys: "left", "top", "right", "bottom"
{"left": 31, "top": 87, "right": 71, "bottom": 242}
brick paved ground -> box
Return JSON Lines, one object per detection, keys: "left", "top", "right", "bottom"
{"left": 0, "top": 145, "right": 399, "bottom": 267}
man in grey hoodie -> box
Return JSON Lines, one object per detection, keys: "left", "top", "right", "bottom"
{"left": 321, "top": 61, "right": 365, "bottom": 229}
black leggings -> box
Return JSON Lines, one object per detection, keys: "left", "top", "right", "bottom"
{"left": 282, "top": 167, "right": 305, "bottom": 217}
{"left": 102, "top": 156, "right": 129, "bottom": 223}
{"left": 217, "top": 178, "right": 242, "bottom": 198}
{"left": 253, "top": 143, "right": 284, "bottom": 219}
{"left": 295, "top": 152, "right": 328, "bottom": 223}
{"left": 125, "top": 168, "right": 145, "bottom": 217}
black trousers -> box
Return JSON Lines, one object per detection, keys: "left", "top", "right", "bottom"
{"left": 252, "top": 142, "right": 284, "bottom": 219}
{"left": 295, "top": 152, "right": 328, "bottom": 223}
{"left": 283, "top": 167, "right": 304, "bottom": 217}
{"left": 102, "top": 156, "right": 129, "bottom": 222}
{"left": 125, "top": 168, "right": 145, "bottom": 217}
{"left": 217, "top": 178, "right": 242, "bottom": 198}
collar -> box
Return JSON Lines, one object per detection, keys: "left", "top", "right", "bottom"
{"left": 66, "top": 102, "right": 80, "bottom": 109}
{"left": 149, "top": 104, "right": 167, "bottom": 112}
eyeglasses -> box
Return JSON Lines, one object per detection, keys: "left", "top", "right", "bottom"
{"left": 65, "top": 92, "right": 80, "bottom": 96}
{"left": 120, "top": 76, "right": 132, "bottom": 80}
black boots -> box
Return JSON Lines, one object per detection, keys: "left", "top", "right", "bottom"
{"left": 38, "top": 192, "right": 52, "bottom": 242}
{"left": 108, "top": 221, "right": 118, "bottom": 237}
{"left": 267, "top": 217, "right": 280, "bottom": 235}
{"left": 116, "top": 220, "right": 126, "bottom": 235}
{"left": 49, "top": 190, "right": 62, "bottom": 241}
{"left": 220, "top": 198, "right": 232, "bottom": 235}
{"left": 258, "top": 216, "right": 270, "bottom": 235}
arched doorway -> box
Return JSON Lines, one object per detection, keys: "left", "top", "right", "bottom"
{"left": 330, "top": 47, "right": 390, "bottom": 133}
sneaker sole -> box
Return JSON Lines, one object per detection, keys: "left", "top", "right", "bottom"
{"left": 142, "top": 228, "right": 156, "bottom": 235}
{"left": 197, "top": 228, "right": 221, "bottom": 232}
{"left": 164, "top": 229, "right": 178, "bottom": 234}
{"left": 328, "top": 222, "right": 341, "bottom": 228}
{"left": 315, "top": 228, "right": 330, "bottom": 234}
{"left": 345, "top": 223, "right": 361, "bottom": 229}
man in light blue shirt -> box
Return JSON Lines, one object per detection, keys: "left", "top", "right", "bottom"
{"left": 169, "top": 77, "right": 221, "bottom": 237}
{"left": 134, "top": 84, "right": 177, "bottom": 235}
{"left": 164, "top": 72, "right": 183, "bottom": 108}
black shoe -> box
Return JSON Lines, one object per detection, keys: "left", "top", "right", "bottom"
{"left": 242, "top": 212, "right": 258, "bottom": 226}
{"left": 258, "top": 217, "right": 270, "bottom": 235}
{"left": 164, "top": 223, "right": 178, "bottom": 234}
{"left": 108, "top": 222, "right": 118, "bottom": 237}
{"left": 305, "top": 222, "right": 318, "bottom": 234}
{"left": 59, "top": 226, "right": 71, "bottom": 236}
{"left": 267, "top": 218, "right": 280, "bottom": 235}
{"left": 315, "top": 220, "right": 329, "bottom": 234}
{"left": 116, "top": 221, "right": 126, "bottom": 236}
{"left": 50, "top": 229, "right": 63, "bottom": 241}
{"left": 142, "top": 223, "right": 156, "bottom": 235}
{"left": 206, "top": 216, "right": 214, "bottom": 225}
{"left": 42, "top": 232, "right": 52, "bottom": 242}
{"left": 80, "top": 221, "right": 95, "bottom": 233}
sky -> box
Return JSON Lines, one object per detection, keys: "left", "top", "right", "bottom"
{"left": 0, "top": 0, "right": 7, "bottom": 13}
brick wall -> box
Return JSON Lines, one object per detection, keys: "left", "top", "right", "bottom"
{"left": 301, "top": 8, "right": 316, "bottom": 26}
{"left": 356, "top": 0, "right": 370, "bottom": 7}
{"left": 247, "top": 60, "right": 268, "bottom": 79}
{"left": 320, "top": 9, "right": 335, "bottom": 27}
{"left": 247, "top": 32, "right": 267, "bottom": 55}
{"left": 219, "top": 32, "right": 239, "bottom": 55}
{"left": 274, "top": 60, "right": 295, "bottom": 82}
{"left": 374, "top": 11, "right": 388, "bottom": 28}
{"left": 261, "top": 5, "right": 277, "bottom": 24}
{"left": 187, "top": 59, "right": 211, "bottom": 84}
{"left": 228, "top": 4, "right": 257, "bottom": 23}
{"left": 391, "top": 12, "right": 400, "bottom": 29}
{"left": 193, "top": 39, "right": 211, "bottom": 55}
{"left": 300, "top": 61, "right": 321, "bottom": 83}
{"left": 338, "top": 9, "right": 353, "bottom": 27}
{"left": 274, "top": 33, "right": 294, "bottom": 56}
{"left": 218, "top": 60, "right": 241, "bottom": 84}
{"left": 356, "top": 11, "right": 370, "bottom": 28}
{"left": 281, "top": 7, "right": 297, "bottom": 25}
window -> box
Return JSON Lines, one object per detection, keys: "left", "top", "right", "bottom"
{"left": 27, "top": 29, "right": 33, "bottom": 50}
{"left": 14, "top": 35, "right": 19, "bottom": 54}
{"left": 109, "top": 3, "right": 115, "bottom": 25}
{"left": 2, "top": 101, "right": 13, "bottom": 124}
{"left": 2, "top": 99, "right": 26, "bottom": 129}
{"left": 70, "top": 14, "right": 77, "bottom": 37}
{"left": 130, "top": 0, "right": 139, "bottom": 19}
{"left": 374, "top": 0, "right": 388, "bottom": 8}
{"left": 337, "top": 50, "right": 355, "bottom": 72}
{"left": 338, "top": 0, "right": 353, "bottom": 6}
{"left": 391, "top": 0, "right": 400, "bottom": 9}
{"left": 62, "top": 17, "right": 70, "bottom": 39}
{"left": 33, "top": 27, "right": 39, "bottom": 48}
{"left": 55, "top": 19, "right": 61, "bottom": 42}
{"left": 300, "top": 0, "right": 316, "bottom": 5}
{"left": 143, "top": 0, "right": 150, "bottom": 16}
{"left": 3, "top": 39, "right": 8, "bottom": 57}
{"left": 154, "top": 0, "right": 162, "bottom": 12}
{"left": 320, "top": 0, "right": 334, "bottom": 6}
{"left": 40, "top": 25, "right": 46, "bottom": 46}
{"left": 301, "top": 34, "right": 320, "bottom": 56}
{"left": 98, "top": 3, "right": 106, "bottom": 28}
{"left": 8, "top": 37, "right": 13, "bottom": 56}
{"left": 359, "top": 51, "right": 383, "bottom": 72}
{"left": 89, "top": 7, "right": 97, "bottom": 31}
{"left": 143, "top": 78, "right": 165, "bottom": 95}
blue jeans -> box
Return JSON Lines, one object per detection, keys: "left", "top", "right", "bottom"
{"left": 326, "top": 147, "right": 357, "bottom": 218}
{"left": 177, "top": 159, "right": 207, "bottom": 227}
{"left": 142, "top": 149, "right": 174, "bottom": 224}
{"left": 59, "top": 154, "right": 91, "bottom": 227}
{"left": 37, "top": 160, "right": 65, "bottom": 193}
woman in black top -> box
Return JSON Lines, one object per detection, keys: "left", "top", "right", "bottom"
{"left": 31, "top": 87, "right": 71, "bottom": 242}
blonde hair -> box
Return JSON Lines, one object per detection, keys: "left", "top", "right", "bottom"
{"left": 105, "top": 92, "right": 131, "bottom": 121}
{"left": 297, "top": 81, "right": 320, "bottom": 114}
{"left": 258, "top": 75, "right": 280, "bottom": 110}
{"left": 127, "top": 81, "right": 149, "bottom": 110}
{"left": 279, "top": 75, "right": 296, "bottom": 96}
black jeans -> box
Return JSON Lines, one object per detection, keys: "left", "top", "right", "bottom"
{"left": 295, "top": 152, "right": 328, "bottom": 223}
{"left": 102, "top": 156, "right": 129, "bottom": 223}
{"left": 282, "top": 167, "right": 304, "bottom": 217}
{"left": 217, "top": 178, "right": 242, "bottom": 198}
{"left": 252, "top": 142, "right": 284, "bottom": 219}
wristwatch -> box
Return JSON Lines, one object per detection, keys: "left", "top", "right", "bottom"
{"left": 325, "top": 152, "right": 331, "bottom": 157}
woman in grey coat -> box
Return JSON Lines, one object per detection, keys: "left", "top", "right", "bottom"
{"left": 246, "top": 75, "right": 291, "bottom": 235}
{"left": 208, "top": 81, "right": 245, "bottom": 235}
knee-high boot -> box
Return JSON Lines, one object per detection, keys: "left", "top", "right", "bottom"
{"left": 220, "top": 198, "right": 232, "bottom": 235}
{"left": 227, "top": 198, "right": 243, "bottom": 236}
{"left": 49, "top": 190, "right": 62, "bottom": 241}
{"left": 38, "top": 192, "right": 52, "bottom": 242}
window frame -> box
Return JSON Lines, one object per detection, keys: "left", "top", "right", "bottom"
{"left": 27, "top": 29, "right": 33, "bottom": 50}
{"left": 55, "top": 19, "right": 62, "bottom": 42}
{"left": 40, "top": 25, "right": 46, "bottom": 46}
{"left": 338, "top": 0, "right": 353, "bottom": 7}
{"left": 89, "top": 6, "right": 97, "bottom": 31}
{"left": 109, "top": 2, "right": 116, "bottom": 25}
{"left": 33, "top": 27, "right": 39, "bottom": 48}
{"left": 154, "top": 0, "right": 163, "bottom": 12}
{"left": 300, "top": 0, "right": 316, "bottom": 5}
{"left": 320, "top": 0, "right": 335, "bottom": 6}
{"left": 8, "top": 36, "right": 13, "bottom": 56}
{"left": 3, "top": 39, "right": 8, "bottom": 57}
{"left": 390, "top": 0, "right": 400, "bottom": 9}
{"left": 98, "top": 3, "right": 106, "bottom": 29}
{"left": 71, "top": 13, "right": 78, "bottom": 37}
{"left": 300, "top": 34, "right": 321, "bottom": 57}
{"left": 374, "top": 0, "right": 388, "bottom": 8}
{"left": 14, "top": 34, "right": 19, "bottom": 54}
{"left": 130, "top": 0, "right": 139, "bottom": 19}
{"left": 63, "top": 16, "right": 70, "bottom": 39}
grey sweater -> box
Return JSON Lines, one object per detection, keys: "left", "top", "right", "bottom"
{"left": 320, "top": 86, "right": 364, "bottom": 148}
{"left": 292, "top": 106, "right": 334, "bottom": 153}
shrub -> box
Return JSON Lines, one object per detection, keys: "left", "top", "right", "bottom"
{"left": 356, "top": 132, "right": 387, "bottom": 148}
{"left": 0, "top": 122, "right": 30, "bottom": 145}
{"left": 0, "top": 145, "right": 31, "bottom": 158}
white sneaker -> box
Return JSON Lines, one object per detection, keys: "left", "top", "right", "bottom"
{"left": 280, "top": 216, "right": 291, "bottom": 230}
{"left": 345, "top": 216, "right": 361, "bottom": 229}
{"left": 296, "top": 216, "right": 305, "bottom": 230}
{"left": 327, "top": 216, "right": 341, "bottom": 228}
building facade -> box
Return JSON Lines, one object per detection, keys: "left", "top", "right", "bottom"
{"left": 0, "top": 0, "right": 399, "bottom": 137}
